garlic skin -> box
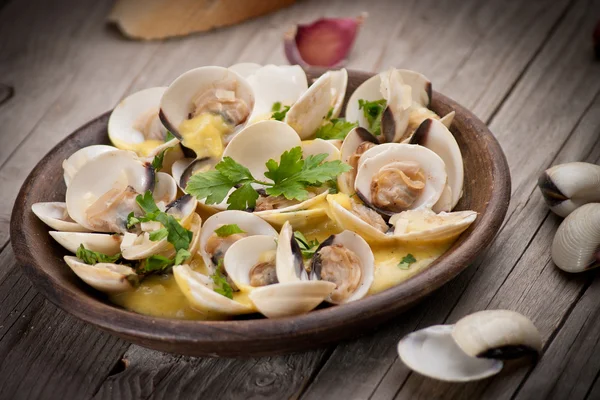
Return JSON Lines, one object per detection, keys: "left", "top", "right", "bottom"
{"left": 284, "top": 14, "right": 366, "bottom": 68}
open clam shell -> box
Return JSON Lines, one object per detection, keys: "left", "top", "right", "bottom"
{"left": 64, "top": 256, "right": 137, "bottom": 294}
{"left": 242, "top": 64, "right": 308, "bottom": 123}
{"left": 389, "top": 209, "right": 477, "bottom": 243}
{"left": 309, "top": 230, "right": 375, "bottom": 304}
{"left": 354, "top": 143, "right": 447, "bottom": 216}
{"left": 153, "top": 172, "right": 178, "bottom": 208}
{"left": 173, "top": 264, "right": 255, "bottom": 316}
{"left": 62, "top": 145, "right": 118, "bottom": 187}
{"left": 398, "top": 310, "right": 541, "bottom": 382}
{"left": 199, "top": 210, "right": 278, "bottom": 273}
{"left": 538, "top": 162, "right": 600, "bottom": 217}
{"left": 50, "top": 231, "right": 122, "bottom": 255}
{"left": 65, "top": 150, "right": 155, "bottom": 233}
{"left": 337, "top": 127, "right": 379, "bottom": 194}
{"left": 32, "top": 202, "right": 91, "bottom": 232}
{"left": 159, "top": 66, "right": 255, "bottom": 148}
{"left": 108, "top": 87, "right": 168, "bottom": 157}
{"left": 301, "top": 138, "right": 341, "bottom": 161}
{"left": 410, "top": 118, "right": 464, "bottom": 209}
{"left": 552, "top": 203, "right": 600, "bottom": 272}
{"left": 228, "top": 62, "right": 262, "bottom": 78}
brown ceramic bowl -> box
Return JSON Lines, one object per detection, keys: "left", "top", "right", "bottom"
{"left": 10, "top": 69, "right": 510, "bottom": 357}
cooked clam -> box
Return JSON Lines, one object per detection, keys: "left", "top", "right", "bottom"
{"left": 65, "top": 150, "right": 154, "bottom": 233}
{"left": 539, "top": 162, "right": 600, "bottom": 217}
{"left": 410, "top": 118, "right": 464, "bottom": 209}
{"left": 199, "top": 210, "right": 278, "bottom": 272}
{"left": 224, "top": 233, "right": 335, "bottom": 318}
{"left": 32, "top": 202, "right": 91, "bottom": 232}
{"left": 552, "top": 203, "right": 600, "bottom": 272}
{"left": 354, "top": 143, "right": 447, "bottom": 216}
{"left": 108, "top": 87, "right": 170, "bottom": 157}
{"left": 398, "top": 310, "right": 541, "bottom": 382}
{"left": 50, "top": 231, "right": 122, "bottom": 255}
{"left": 309, "top": 230, "right": 375, "bottom": 303}
{"left": 62, "top": 145, "right": 117, "bottom": 187}
{"left": 390, "top": 209, "right": 477, "bottom": 243}
{"left": 64, "top": 255, "right": 137, "bottom": 293}
{"left": 337, "top": 127, "right": 379, "bottom": 194}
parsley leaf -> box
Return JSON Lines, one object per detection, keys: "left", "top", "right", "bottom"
{"left": 325, "top": 107, "right": 334, "bottom": 120}
{"left": 315, "top": 118, "right": 358, "bottom": 140}
{"left": 76, "top": 244, "right": 121, "bottom": 265}
{"left": 210, "top": 261, "right": 233, "bottom": 299}
{"left": 271, "top": 101, "right": 290, "bottom": 121}
{"left": 127, "top": 212, "right": 141, "bottom": 229}
{"left": 175, "top": 248, "right": 191, "bottom": 265}
{"left": 152, "top": 150, "right": 166, "bottom": 172}
{"left": 398, "top": 254, "right": 417, "bottom": 270}
{"left": 186, "top": 170, "right": 236, "bottom": 205}
{"left": 293, "top": 231, "right": 320, "bottom": 259}
{"left": 186, "top": 147, "right": 350, "bottom": 210}
{"left": 149, "top": 228, "right": 168, "bottom": 242}
{"left": 214, "top": 224, "right": 246, "bottom": 237}
{"left": 136, "top": 191, "right": 161, "bottom": 215}
{"left": 358, "top": 99, "right": 387, "bottom": 136}
{"left": 155, "top": 212, "right": 193, "bottom": 252}
{"left": 143, "top": 255, "right": 174, "bottom": 273}
{"left": 165, "top": 131, "right": 176, "bottom": 142}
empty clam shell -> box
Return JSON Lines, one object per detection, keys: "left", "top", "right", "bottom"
{"left": 50, "top": 231, "right": 122, "bottom": 255}
{"left": 398, "top": 310, "right": 541, "bottom": 382}
{"left": 32, "top": 202, "right": 91, "bottom": 232}
{"left": 552, "top": 203, "right": 600, "bottom": 272}
{"left": 62, "top": 145, "right": 117, "bottom": 187}
{"left": 285, "top": 71, "right": 333, "bottom": 139}
{"left": 390, "top": 209, "right": 477, "bottom": 243}
{"left": 539, "top": 162, "right": 600, "bottom": 217}
{"left": 64, "top": 256, "right": 137, "bottom": 293}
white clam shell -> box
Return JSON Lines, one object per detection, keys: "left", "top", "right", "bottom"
{"left": 452, "top": 310, "right": 542, "bottom": 358}
{"left": 108, "top": 87, "right": 168, "bottom": 155}
{"left": 440, "top": 110, "right": 455, "bottom": 129}
{"left": 398, "top": 324, "right": 503, "bottom": 382}
{"left": 326, "top": 194, "right": 394, "bottom": 244}
{"left": 337, "top": 127, "right": 379, "bottom": 195}
{"left": 552, "top": 203, "right": 600, "bottom": 272}
{"left": 173, "top": 264, "right": 254, "bottom": 315}
{"left": 243, "top": 64, "right": 308, "bottom": 123}
{"left": 379, "top": 68, "right": 412, "bottom": 143}
{"left": 224, "top": 234, "right": 278, "bottom": 289}
{"left": 50, "top": 231, "right": 122, "bottom": 255}
{"left": 328, "top": 68, "right": 348, "bottom": 118}
{"left": 63, "top": 145, "right": 118, "bottom": 187}
{"left": 64, "top": 255, "right": 137, "bottom": 293}
{"left": 228, "top": 62, "right": 262, "bottom": 78}
{"left": 199, "top": 210, "right": 278, "bottom": 272}
{"left": 276, "top": 221, "right": 308, "bottom": 284}
{"left": 395, "top": 69, "right": 432, "bottom": 107}
{"left": 32, "top": 202, "right": 91, "bottom": 232}
{"left": 539, "top": 162, "right": 600, "bottom": 217}
{"left": 311, "top": 230, "right": 375, "bottom": 304}
{"left": 65, "top": 150, "right": 154, "bottom": 232}
{"left": 159, "top": 66, "right": 255, "bottom": 138}
{"left": 153, "top": 172, "right": 178, "bottom": 208}
{"left": 301, "top": 138, "right": 341, "bottom": 161}
{"left": 285, "top": 71, "right": 332, "bottom": 139}
{"left": 390, "top": 209, "right": 477, "bottom": 243}
{"left": 223, "top": 120, "right": 301, "bottom": 182}
{"left": 354, "top": 143, "right": 447, "bottom": 213}
{"left": 410, "top": 118, "right": 464, "bottom": 209}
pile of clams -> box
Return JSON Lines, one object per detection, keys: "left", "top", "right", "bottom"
{"left": 32, "top": 64, "right": 477, "bottom": 320}
{"left": 538, "top": 162, "right": 600, "bottom": 272}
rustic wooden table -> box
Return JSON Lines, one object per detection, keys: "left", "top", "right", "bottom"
{"left": 1, "top": 0, "right": 599, "bottom": 398}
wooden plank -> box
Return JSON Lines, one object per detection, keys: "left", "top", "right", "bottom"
{"left": 0, "top": 247, "right": 131, "bottom": 400}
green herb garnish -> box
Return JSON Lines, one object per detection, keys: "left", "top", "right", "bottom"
{"left": 76, "top": 244, "right": 121, "bottom": 265}
{"left": 358, "top": 99, "right": 387, "bottom": 136}
{"left": 214, "top": 224, "right": 246, "bottom": 237}
{"left": 294, "top": 231, "right": 320, "bottom": 259}
{"left": 165, "top": 131, "right": 176, "bottom": 142}
{"left": 151, "top": 150, "right": 166, "bottom": 172}
{"left": 315, "top": 118, "right": 358, "bottom": 140}
{"left": 141, "top": 248, "right": 191, "bottom": 274}
{"left": 186, "top": 146, "right": 351, "bottom": 210}
{"left": 210, "top": 260, "right": 233, "bottom": 299}
{"left": 271, "top": 102, "right": 291, "bottom": 121}
{"left": 398, "top": 254, "right": 417, "bottom": 270}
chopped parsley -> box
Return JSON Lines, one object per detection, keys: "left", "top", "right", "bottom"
{"left": 214, "top": 224, "right": 245, "bottom": 237}
{"left": 151, "top": 149, "right": 166, "bottom": 172}
{"left": 271, "top": 102, "right": 291, "bottom": 121}
{"left": 398, "top": 254, "right": 417, "bottom": 270}
{"left": 186, "top": 146, "right": 351, "bottom": 210}
{"left": 315, "top": 118, "right": 357, "bottom": 140}
{"left": 294, "top": 231, "right": 320, "bottom": 259}
{"left": 210, "top": 260, "right": 233, "bottom": 299}
{"left": 358, "top": 99, "right": 387, "bottom": 136}
{"left": 76, "top": 244, "right": 121, "bottom": 265}
{"left": 165, "top": 130, "right": 176, "bottom": 142}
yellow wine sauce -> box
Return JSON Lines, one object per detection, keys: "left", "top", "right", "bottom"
{"left": 178, "top": 113, "right": 231, "bottom": 159}
{"left": 110, "top": 137, "right": 164, "bottom": 157}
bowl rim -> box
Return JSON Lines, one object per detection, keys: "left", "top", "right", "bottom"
{"left": 10, "top": 68, "right": 510, "bottom": 356}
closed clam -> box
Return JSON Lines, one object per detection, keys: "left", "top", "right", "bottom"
{"left": 398, "top": 310, "right": 541, "bottom": 382}
{"left": 552, "top": 203, "right": 600, "bottom": 272}
{"left": 539, "top": 162, "right": 600, "bottom": 217}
